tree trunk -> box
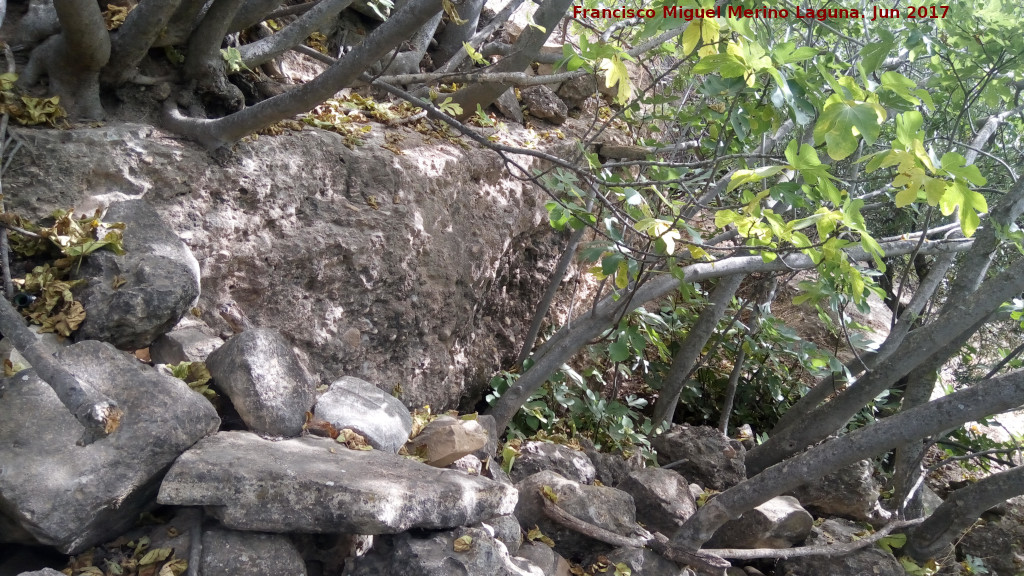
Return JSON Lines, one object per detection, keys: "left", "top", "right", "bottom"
{"left": 103, "top": 0, "right": 184, "bottom": 86}
{"left": 185, "top": 0, "right": 246, "bottom": 113}
{"left": 18, "top": 0, "right": 110, "bottom": 119}
{"left": 432, "top": 0, "right": 485, "bottom": 64}
{"left": 651, "top": 273, "right": 744, "bottom": 426}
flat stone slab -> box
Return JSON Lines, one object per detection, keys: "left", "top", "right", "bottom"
{"left": 157, "top": 431, "right": 518, "bottom": 534}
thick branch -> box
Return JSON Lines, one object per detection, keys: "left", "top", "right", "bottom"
{"left": 704, "top": 518, "right": 924, "bottom": 560}
{"left": 239, "top": 0, "right": 354, "bottom": 68}
{"left": 103, "top": 0, "right": 183, "bottom": 86}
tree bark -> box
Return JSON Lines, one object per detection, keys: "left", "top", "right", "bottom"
{"left": 18, "top": 0, "right": 110, "bottom": 119}
{"left": 377, "top": 0, "right": 442, "bottom": 76}
{"left": 164, "top": 0, "right": 444, "bottom": 149}
{"left": 745, "top": 256, "right": 1024, "bottom": 475}
{"left": 651, "top": 273, "right": 744, "bottom": 426}
{"left": 905, "top": 463, "right": 1024, "bottom": 561}
{"left": 432, "top": 0, "right": 485, "bottom": 64}
{"left": 152, "top": 0, "right": 208, "bottom": 47}
{"left": 672, "top": 367, "right": 1024, "bottom": 551}
{"left": 185, "top": 0, "right": 246, "bottom": 113}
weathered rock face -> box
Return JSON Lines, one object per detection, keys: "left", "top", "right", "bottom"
{"left": 205, "top": 328, "right": 316, "bottom": 437}
{"left": 201, "top": 529, "right": 307, "bottom": 576}
{"left": 777, "top": 518, "right": 903, "bottom": 576}
{"left": 508, "top": 441, "right": 597, "bottom": 485}
{"left": 348, "top": 527, "right": 543, "bottom": 576}
{"left": 0, "top": 340, "right": 220, "bottom": 553}
{"left": 6, "top": 123, "right": 567, "bottom": 411}
{"left": 707, "top": 495, "right": 813, "bottom": 549}
{"left": 157, "top": 431, "right": 518, "bottom": 534}
{"left": 314, "top": 375, "right": 413, "bottom": 453}
{"left": 514, "top": 470, "right": 642, "bottom": 562}
{"left": 653, "top": 425, "right": 746, "bottom": 491}
{"left": 617, "top": 468, "right": 697, "bottom": 534}
{"left": 522, "top": 85, "right": 568, "bottom": 125}
{"left": 606, "top": 547, "right": 684, "bottom": 576}
{"left": 71, "top": 200, "right": 200, "bottom": 350}
{"left": 514, "top": 541, "right": 573, "bottom": 576}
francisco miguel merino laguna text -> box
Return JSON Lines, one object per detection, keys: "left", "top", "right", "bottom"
{"left": 571, "top": 5, "right": 950, "bottom": 21}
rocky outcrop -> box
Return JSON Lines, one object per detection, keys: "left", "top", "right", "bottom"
{"left": 6, "top": 123, "right": 567, "bottom": 411}
{"left": 0, "top": 341, "right": 219, "bottom": 553}
{"left": 157, "top": 431, "right": 517, "bottom": 533}
{"left": 201, "top": 529, "right": 307, "bottom": 576}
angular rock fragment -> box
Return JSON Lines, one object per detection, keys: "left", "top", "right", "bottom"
{"left": 150, "top": 327, "right": 224, "bottom": 364}
{"left": 0, "top": 341, "right": 219, "bottom": 553}
{"left": 521, "top": 85, "right": 568, "bottom": 125}
{"left": 406, "top": 415, "right": 489, "bottom": 467}
{"left": 205, "top": 328, "right": 315, "bottom": 437}
{"left": 157, "top": 431, "right": 517, "bottom": 534}
{"left": 314, "top": 375, "right": 413, "bottom": 453}
{"left": 617, "top": 468, "right": 697, "bottom": 534}
{"left": 707, "top": 495, "right": 813, "bottom": 549}
{"left": 606, "top": 546, "right": 683, "bottom": 576}
{"left": 653, "top": 424, "right": 746, "bottom": 490}
{"left": 73, "top": 200, "right": 200, "bottom": 350}
{"left": 201, "top": 528, "right": 307, "bottom": 576}
{"left": 514, "top": 541, "right": 572, "bottom": 576}
{"left": 508, "top": 441, "right": 596, "bottom": 485}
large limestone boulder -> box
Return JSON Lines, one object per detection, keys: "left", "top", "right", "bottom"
{"left": 157, "top": 431, "right": 518, "bottom": 533}
{"left": 6, "top": 123, "right": 570, "bottom": 411}
{"left": 0, "top": 341, "right": 220, "bottom": 553}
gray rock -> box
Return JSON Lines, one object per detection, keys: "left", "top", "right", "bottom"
{"left": 514, "top": 541, "right": 572, "bottom": 576}
{"left": 708, "top": 495, "right": 813, "bottom": 549}
{"left": 16, "top": 570, "right": 67, "bottom": 576}
{"left": 653, "top": 425, "right": 746, "bottom": 490}
{"left": 521, "top": 85, "right": 568, "bottom": 125}
{"left": 508, "top": 441, "right": 596, "bottom": 485}
{"left": 473, "top": 414, "right": 500, "bottom": 460}
{"left": 205, "top": 328, "right": 315, "bottom": 437}
{"left": 581, "top": 440, "right": 644, "bottom": 487}
{"left": 481, "top": 514, "right": 523, "bottom": 554}
{"left": 0, "top": 340, "right": 219, "bottom": 553}
{"left": 606, "top": 547, "right": 683, "bottom": 576}
{"left": 349, "top": 527, "right": 543, "bottom": 576}
{"left": 314, "top": 375, "right": 413, "bottom": 453}
{"left": 618, "top": 468, "right": 697, "bottom": 534}
{"left": 150, "top": 327, "right": 224, "bottom": 364}
{"left": 406, "top": 415, "right": 489, "bottom": 467}
{"left": 556, "top": 74, "right": 598, "bottom": 110}
{"left": 73, "top": 200, "right": 200, "bottom": 350}
{"left": 515, "top": 470, "right": 642, "bottom": 561}
{"left": 494, "top": 88, "right": 524, "bottom": 124}
{"left": 201, "top": 528, "right": 306, "bottom": 576}
{"left": 451, "top": 454, "right": 484, "bottom": 475}
{"left": 778, "top": 518, "right": 903, "bottom": 576}
{"left": 157, "top": 431, "right": 517, "bottom": 533}
{"left": 787, "top": 459, "right": 883, "bottom": 522}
